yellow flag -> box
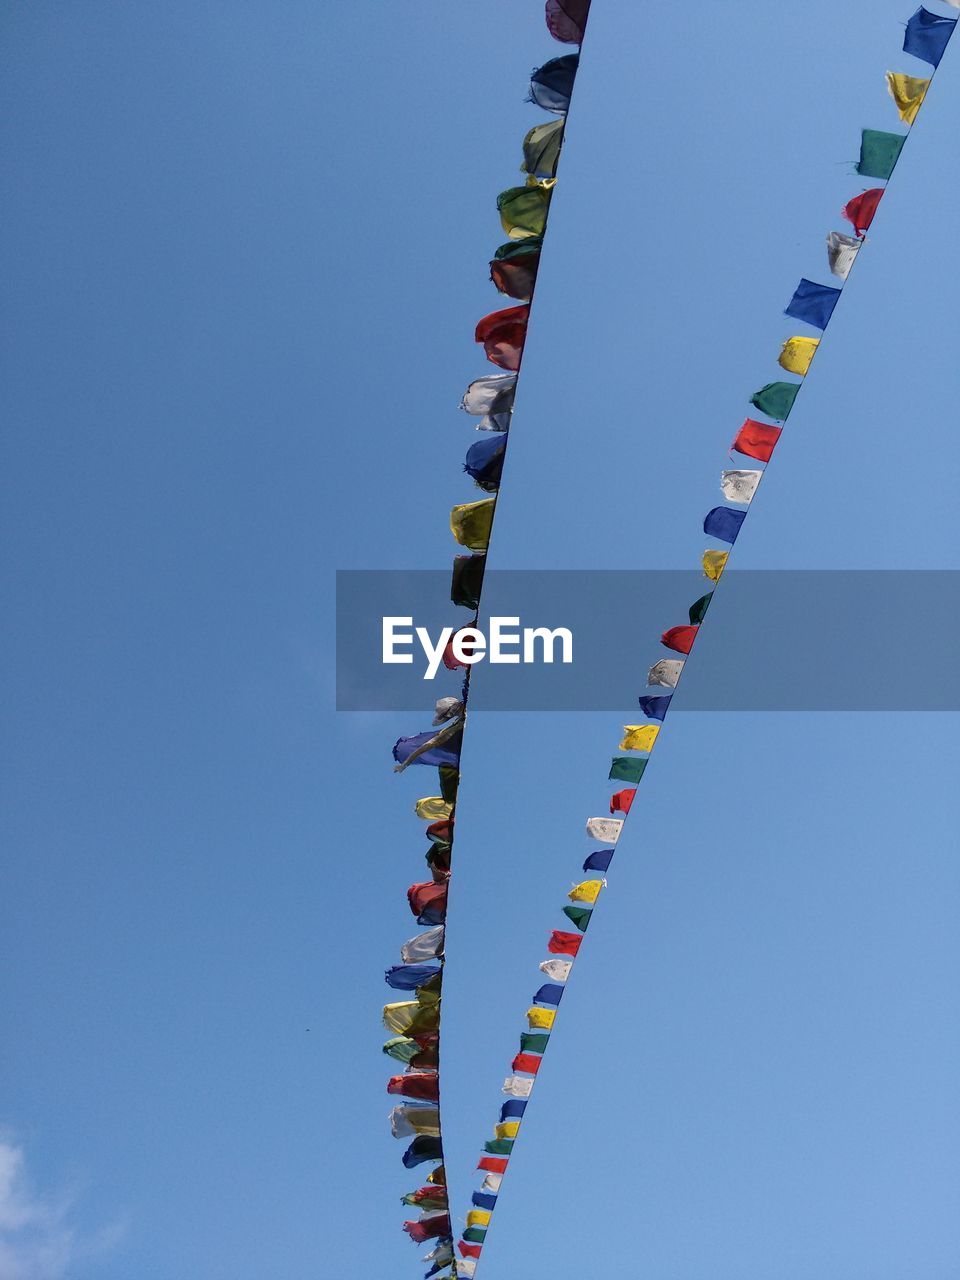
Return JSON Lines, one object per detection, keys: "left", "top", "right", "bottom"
{"left": 426, "top": 1165, "right": 445, "bottom": 1185}
{"left": 383, "top": 1001, "right": 418, "bottom": 1035}
{"left": 493, "top": 1122, "right": 519, "bottom": 1141}
{"left": 569, "top": 879, "right": 603, "bottom": 904}
{"left": 415, "top": 796, "right": 453, "bottom": 821}
{"left": 779, "top": 336, "right": 819, "bottom": 376}
{"left": 450, "top": 498, "right": 496, "bottom": 550}
{"left": 619, "top": 725, "right": 660, "bottom": 752}
{"left": 702, "top": 549, "right": 729, "bottom": 582}
{"left": 526, "top": 1006, "right": 556, "bottom": 1030}
{"left": 886, "top": 72, "right": 929, "bottom": 125}
{"left": 466, "top": 1209, "right": 493, "bottom": 1228}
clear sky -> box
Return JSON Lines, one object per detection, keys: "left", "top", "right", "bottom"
{"left": 1, "top": 2, "right": 958, "bottom": 1278}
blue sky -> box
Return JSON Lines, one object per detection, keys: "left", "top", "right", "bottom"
{"left": 1, "top": 2, "right": 958, "bottom": 1278}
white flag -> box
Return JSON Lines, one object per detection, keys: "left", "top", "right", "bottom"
{"left": 826, "top": 230, "right": 861, "bottom": 282}
{"left": 501, "top": 1075, "right": 534, "bottom": 1097}
{"left": 481, "top": 1172, "right": 503, "bottom": 1193}
{"left": 390, "top": 1104, "right": 440, "bottom": 1138}
{"left": 400, "top": 925, "right": 445, "bottom": 964}
{"left": 720, "top": 469, "right": 762, "bottom": 504}
{"left": 460, "top": 372, "right": 516, "bottom": 430}
{"left": 647, "top": 659, "right": 684, "bottom": 688}
{"left": 458, "top": 1261, "right": 477, "bottom": 1277}
{"left": 585, "top": 816, "right": 623, "bottom": 844}
{"left": 539, "top": 958, "right": 573, "bottom": 982}
{"left": 423, "top": 1243, "right": 454, "bottom": 1264}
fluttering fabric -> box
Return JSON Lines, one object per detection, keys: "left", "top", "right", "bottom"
{"left": 522, "top": 119, "right": 565, "bottom": 178}
{"left": 702, "top": 550, "right": 728, "bottom": 583}
{"left": 500, "top": 1077, "right": 533, "bottom": 1099}
{"left": 721, "top": 470, "right": 762, "bottom": 503}
{"left": 703, "top": 506, "right": 746, "bottom": 543}
{"left": 464, "top": 433, "right": 507, "bottom": 492}
{"left": 661, "top": 625, "right": 698, "bottom": 654}
{"left": 407, "top": 881, "right": 448, "bottom": 925}
{"left": 477, "top": 1155, "right": 508, "bottom": 1174}
{"left": 619, "top": 724, "right": 660, "bottom": 751}
{"left": 467, "top": 1208, "right": 493, "bottom": 1228}
{"left": 533, "top": 982, "right": 565, "bottom": 1004}
{"left": 608, "top": 755, "right": 648, "bottom": 781}
{"left": 841, "top": 188, "right": 883, "bottom": 236}
{"left": 548, "top": 929, "right": 583, "bottom": 955}
{"left": 539, "top": 958, "right": 573, "bottom": 981}
{"left": 585, "top": 815, "right": 624, "bottom": 842}
{"left": 529, "top": 54, "right": 579, "bottom": 113}
{"left": 497, "top": 185, "right": 552, "bottom": 240}
{"left": 856, "top": 129, "right": 905, "bottom": 179}
{"left": 393, "top": 731, "right": 463, "bottom": 770}
{"left": 582, "top": 849, "right": 613, "bottom": 873}
{"left": 388, "top": 1074, "right": 440, "bottom": 1102}
{"left": 826, "top": 231, "right": 861, "bottom": 281}
{"left": 885, "top": 71, "right": 930, "bottom": 123}
{"left": 475, "top": 305, "right": 530, "bottom": 371}
{"left": 450, "top": 498, "right": 496, "bottom": 550}
{"left": 525, "top": 1006, "right": 555, "bottom": 1030}
{"left": 903, "top": 6, "right": 956, "bottom": 66}
{"left": 385, "top": 963, "right": 442, "bottom": 991}
{"left": 562, "top": 904, "right": 593, "bottom": 931}
{"left": 402, "top": 1186, "right": 448, "bottom": 1210}
{"left": 637, "top": 694, "right": 671, "bottom": 721}
{"left": 391, "top": 1105, "right": 442, "bottom": 1139}
{"left": 519, "top": 1032, "right": 550, "bottom": 1053}
{"left": 460, "top": 372, "right": 516, "bottom": 431}
{"left": 457, "top": 1260, "right": 478, "bottom": 1278}
{"left": 415, "top": 796, "right": 453, "bottom": 822}
{"left": 732, "top": 419, "right": 781, "bottom": 462}
{"left": 569, "top": 878, "right": 604, "bottom": 903}
{"left": 749, "top": 381, "right": 799, "bottom": 421}
{"left": 784, "top": 279, "right": 842, "bottom": 330}
{"left": 490, "top": 240, "right": 541, "bottom": 301}
{"left": 451, "top": 555, "right": 485, "bottom": 609}
{"left": 473, "top": 1190, "right": 499, "bottom": 1210}
{"left": 498, "top": 1101, "right": 527, "bottom": 1122}
{"left": 401, "top": 926, "right": 445, "bottom": 964}
{"left": 402, "top": 1137, "right": 443, "bottom": 1169}
{"left": 545, "top": 0, "right": 589, "bottom": 43}
{"left": 608, "top": 788, "right": 634, "bottom": 814}
{"left": 778, "top": 336, "right": 819, "bottom": 375}
{"left": 513, "top": 1050, "right": 544, "bottom": 1072}
{"left": 647, "top": 659, "right": 683, "bottom": 689}
{"left": 689, "top": 592, "right": 712, "bottom": 625}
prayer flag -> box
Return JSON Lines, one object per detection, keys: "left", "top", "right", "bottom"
{"left": 779, "top": 336, "right": 819, "bottom": 375}
{"left": 585, "top": 816, "right": 623, "bottom": 842}
{"left": 842, "top": 188, "right": 883, "bottom": 236}
{"left": 451, "top": 555, "right": 485, "bottom": 609}
{"left": 388, "top": 1074, "right": 440, "bottom": 1102}
{"left": 481, "top": 1172, "right": 504, "bottom": 1191}
{"left": 749, "top": 381, "right": 799, "bottom": 421}
{"left": 493, "top": 1123, "right": 519, "bottom": 1142}
{"left": 407, "top": 881, "right": 447, "bottom": 923}
{"left": 520, "top": 1032, "right": 550, "bottom": 1054}
{"left": 661, "top": 625, "right": 698, "bottom": 654}
{"left": 529, "top": 54, "right": 579, "bottom": 113}
{"left": 500, "top": 1078, "right": 533, "bottom": 1098}
{"left": 385, "top": 963, "right": 442, "bottom": 992}
{"left": 401, "top": 926, "right": 444, "bottom": 964}
{"left": 475, "top": 305, "right": 529, "bottom": 371}
{"left": 497, "top": 186, "right": 551, "bottom": 240}
{"left": 856, "top": 129, "right": 905, "bottom": 180}
{"left": 608, "top": 789, "right": 634, "bottom": 815}
{"left": 460, "top": 372, "right": 515, "bottom": 430}
{"left": 732, "top": 419, "right": 781, "bottom": 462}
{"left": 499, "top": 1100, "right": 527, "bottom": 1122}
{"left": 522, "top": 119, "right": 565, "bottom": 178}
{"left": 458, "top": 1242, "right": 483, "bottom": 1259}
{"left": 702, "top": 550, "right": 729, "bottom": 583}
{"left": 619, "top": 724, "right": 660, "bottom": 751}
{"left": 462, "top": 1227, "right": 487, "bottom": 1244}
{"left": 450, "top": 498, "right": 496, "bottom": 550}
{"left": 546, "top": 0, "right": 589, "bottom": 43}
{"left": 903, "top": 7, "right": 956, "bottom": 66}
{"left": 490, "top": 240, "right": 541, "bottom": 300}
{"left": 784, "top": 279, "right": 841, "bottom": 330}
{"left": 473, "top": 1191, "right": 498, "bottom": 1209}
{"left": 647, "top": 660, "right": 683, "bottom": 688}
{"left": 583, "top": 850, "right": 613, "bottom": 873}
{"left": 885, "top": 71, "right": 930, "bottom": 124}
{"left": 609, "top": 755, "right": 648, "bottom": 781}
{"left": 394, "top": 730, "right": 462, "bottom": 770}
{"left": 534, "top": 982, "right": 565, "bottom": 1004}
{"left": 512, "top": 1050, "right": 544, "bottom": 1073}
{"left": 562, "top": 905, "right": 593, "bottom": 931}
{"left": 548, "top": 929, "right": 583, "bottom": 955}
{"left": 415, "top": 797, "right": 453, "bottom": 821}
{"left": 478, "top": 1156, "right": 509, "bottom": 1173}
{"left": 483, "top": 1138, "right": 513, "bottom": 1155}
{"left": 689, "top": 592, "right": 712, "bottom": 625}
{"left": 721, "top": 470, "right": 762, "bottom": 503}
{"left": 540, "top": 958, "right": 573, "bottom": 981}
{"left": 637, "top": 695, "right": 671, "bottom": 720}
{"left": 826, "top": 231, "right": 860, "bottom": 281}
{"left": 703, "top": 507, "right": 746, "bottom": 543}
{"left": 526, "top": 1006, "right": 556, "bottom": 1030}
{"left": 464, "top": 433, "right": 506, "bottom": 492}
{"left": 402, "top": 1137, "right": 444, "bottom": 1169}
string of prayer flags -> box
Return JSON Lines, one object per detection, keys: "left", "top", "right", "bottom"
{"left": 647, "top": 659, "right": 683, "bottom": 688}
{"left": 856, "top": 128, "right": 906, "bottom": 179}
{"left": 497, "top": 185, "right": 552, "bottom": 240}
{"left": 545, "top": 0, "right": 589, "bottom": 43}
{"left": 638, "top": 694, "right": 671, "bottom": 720}
{"left": 842, "top": 188, "right": 883, "bottom": 236}
{"left": 749, "top": 381, "right": 799, "bottom": 421}
{"left": 903, "top": 6, "right": 956, "bottom": 66}
{"left": 784, "top": 279, "right": 842, "bottom": 330}
{"left": 529, "top": 54, "right": 579, "bottom": 112}
{"left": 885, "top": 71, "right": 930, "bottom": 122}
{"left": 475, "top": 305, "right": 530, "bottom": 370}
{"left": 582, "top": 850, "right": 613, "bottom": 873}
{"left": 460, "top": 372, "right": 515, "bottom": 430}
{"left": 619, "top": 724, "right": 660, "bottom": 751}
{"left": 609, "top": 755, "right": 648, "bottom": 781}
{"left": 661, "top": 625, "right": 698, "bottom": 654}
{"left": 703, "top": 506, "right": 746, "bottom": 543}
{"left": 490, "top": 240, "right": 542, "bottom": 300}
{"left": 732, "top": 419, "right": 781, "bottom": 462}
{"left": 702, "top": 550, "right": 728, "bottom": 583}
{"left": 826, "top": 231, "right": 861, "bottom": 281}
{"left": 779, "top": 335, "right": 819, "bottom": 375}
{"left": 721, "top": 470, "right": 762, "bottom": 503}
{"left": 450, "top": 498, "right": 496, "bottom": 550}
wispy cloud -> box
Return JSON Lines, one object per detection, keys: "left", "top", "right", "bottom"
{"left": 0, "top": 1137, "right": 124, "bottom": 1280}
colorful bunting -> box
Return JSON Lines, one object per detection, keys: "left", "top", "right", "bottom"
{"left": 784, "top": 278, "right": 842, "bottom": 330}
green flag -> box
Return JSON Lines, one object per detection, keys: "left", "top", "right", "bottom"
{"left": 749, "top": 381, "right": 799, "bottom": 421}
{"left": 463, "top": 1227, "right": 488, "bottom": 1244}
{"left": 856, "top": 129, "right": 905, "bottom": 180}
{"left": 562, "top": 905, "right": 593, "bottom": 932}
{"left": 522, "top": 119, "right": 564, "bottom": 178}
{"left": 520, "top": 1031, "right": 550, "bottom": 1054}
{"left": 688, "top": 592, "right": 713, "bottom": 627}
{"left": 483, "top": 1139, "right": 514, "bottom": 1156}
{"left": 383, "top": 1036, "right": 420, "bottom": 1063}
{"left": 608, "top": 757, "right": 647, "bottom": 784}
{"left": 497, "top": 184, "right": 551, "bottom": 239}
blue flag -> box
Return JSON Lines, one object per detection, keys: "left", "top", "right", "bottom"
{"left": 638, "top": 694, "right": 671, "bottom": 721}
{"left": 464, "top": 432, "right": 507, "bottom": 491}
{"left": 529, "top": 54, "right": 578, "bottom": 112}
{"left": 384, "top": 962, "right": 441, "bottom": 991}
{"left": 904, "top": 6, "right": 956, "bottom": 66}
{"left": 393, "top": 730, "right": 462, "bottom": 769}
{"left": 784, "top": 278, "right": 842, "bottom": 330}
{"left": 402, "top": 1136, "right": 443, "bottom": 1168}
{"left": 583, "top": 849, "right": 614, "bottom": 873}
{"left": 533, "top": 983, "right": 564, "bottom": 1005}
{"left": 499, "top": 1100, "right": 527, "bottom": 1122}
{"left": 703, "top": 506, "right": 746, "bottom": 543}
{"left": 472, "top": 1191, "right": 499, "bottom": 1210}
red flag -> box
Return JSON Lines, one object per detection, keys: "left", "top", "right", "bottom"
{"left": 387, "top": 1073, "right": 440, "bottom": 1101}
{"left": 458, "top": 1242, "right": 483, "bottom": 1259}
{"left": 548, "top": 930, "right": 582, "bottom": 956}
{"left": 407, "top": 881, "right": 448, "bottom": 919}
{"left": 661, "top": 625, "right": 698, "bottom": 654}
{"left": 545, "top": 0, "right": 589, "bottom": 43}
{"left": 475, "top": 305, "right": 530, "bottom": 371}
{"left": 403, "top": 1215, "right": 452, "bottom": 1243}
{"left": 732, "top": 419, "right": 781, "bottom": 463}
{"left": 512, "top": 1052, "right": 542, "bottom": 1074}
{"left": 477, "top": 1156, "right": 509, "bottom": 1174}
{"left": 490, "top": 252, "right": 539, "bottom": 301}
{"left": 609, "top": 787, "right": 636, "bottom": 815}
{"left": 425, "top": 819, "right": 453, "bottom": 844}
{"left": 842, "top": 188, "right": 883, "bottom": 237}
{"left": 407, "top": 1186, "right": 448, "bottom": 1207}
